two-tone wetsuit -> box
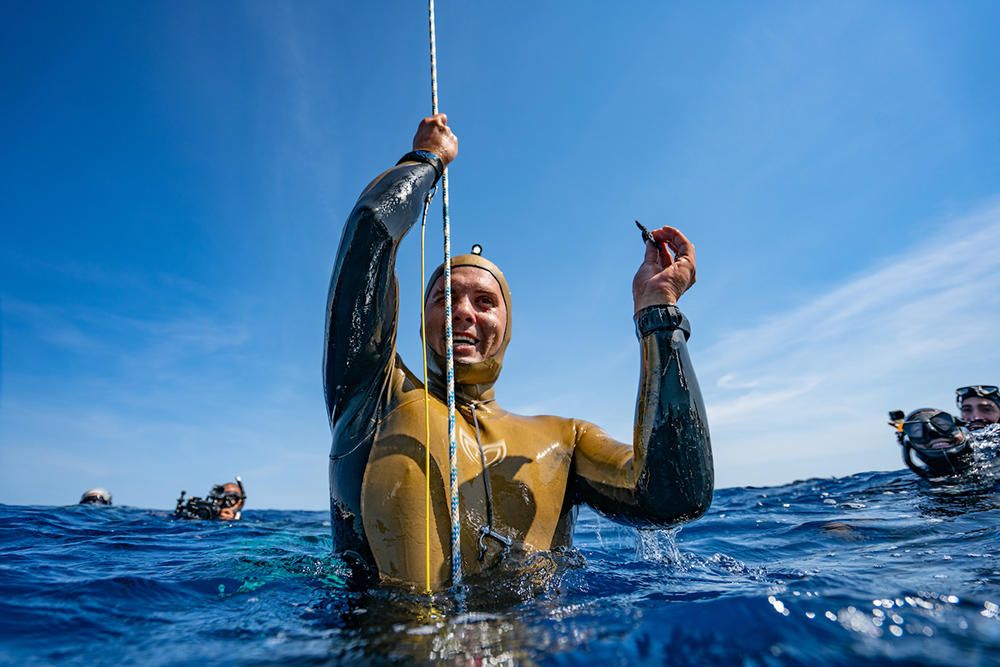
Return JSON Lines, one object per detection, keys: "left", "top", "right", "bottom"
{"left": 324, "top": 158, "right": 714, "bottom": 589}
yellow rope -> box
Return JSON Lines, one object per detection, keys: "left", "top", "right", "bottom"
{"left": 421, "top": 203, "right": 432, "bottom": 594}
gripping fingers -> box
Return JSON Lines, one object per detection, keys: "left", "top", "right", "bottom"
{"left": 653, "top": 226, "right": 695, "bottom": 265}
{"left": 642, "top": 236, "right": 673, "bottom": 268}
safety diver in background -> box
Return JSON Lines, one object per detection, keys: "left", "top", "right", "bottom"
{"left": 890, "top": 408, "right": 972, "bottom": 479}
{"left": 956, "top": 385, "right": 1000, "bottom": 431}
{"left": 324, "top": 114, "right": 713, "bottom": 589}
{"left": 174, "top": 478, "right": 246, "bottom": 520}
{"left": 79, "top": 488, "right": 112, "bottom": 506}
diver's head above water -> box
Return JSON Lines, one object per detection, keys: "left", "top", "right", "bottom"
{"left": 898, "top": 408, "right": 972, "bottom": 478}
{"left": 956, "top": 385, "right": 1000, "bottom": 430}
{"left": 79, "top": 488, "right": 112, "bottom": 506}
{"left": 425, "top": 263, "right": 508, "bottom": 365}
{"left": 423, "top": 250, "right": 513, "bottom": 389}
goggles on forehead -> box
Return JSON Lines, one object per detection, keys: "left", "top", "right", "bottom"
{"left": 902, "top": 411, "right": 961, "bottom": 449}
{"left": 956, "top": 385, "right": 1000, "bottom": 406}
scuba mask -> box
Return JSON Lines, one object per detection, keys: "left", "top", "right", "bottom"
{"left": 902, "top": 411, "right": 963, "bottom": 450}
{"left": 889, "top": 409, "right": 971, "bottom": 479}
{"left": 955, "top": 385, "right": 1000, "bottom": 406}
{"left": 79, "top": 488, "right": 112, "bottom": 506}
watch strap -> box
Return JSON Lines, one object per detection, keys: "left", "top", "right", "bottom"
{"left": 635, "top": 305, "right": 691, "bottom": 341}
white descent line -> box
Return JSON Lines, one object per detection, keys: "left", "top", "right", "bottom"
{"left": 428, "top": 0, "right": 461, "bottom": 587}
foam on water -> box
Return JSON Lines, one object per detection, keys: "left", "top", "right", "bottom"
{"left": 2, "top": 460, "right": 999, "bottom": 665}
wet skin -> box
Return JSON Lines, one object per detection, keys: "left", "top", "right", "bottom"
{"left": 323, "top": 117, "right": 713, "bottom": 589}
{"left": 960, "top": 398, "right": 1000, "bottom": 430}
{"left": 425, "top": 268, "right": 507, "bottom": 365}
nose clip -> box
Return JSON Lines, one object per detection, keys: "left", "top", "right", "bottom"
{"left": 477, "top": 525, "right": 513, "bottom": 561}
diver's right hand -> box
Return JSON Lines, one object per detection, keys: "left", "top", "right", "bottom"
{"left": 412, "top": 114, "right": 458, "bottom": 167}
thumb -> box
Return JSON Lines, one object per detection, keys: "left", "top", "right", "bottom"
{"left": 642, "top": 240, "right": 660, "bottom": 265}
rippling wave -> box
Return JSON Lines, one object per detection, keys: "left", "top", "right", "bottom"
{"left": 2, "top": 460, "right": 999, "bottom": 665}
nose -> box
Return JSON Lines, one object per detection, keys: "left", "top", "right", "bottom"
{"left": 452, "top": 293, "right": 475, "bottom": 323}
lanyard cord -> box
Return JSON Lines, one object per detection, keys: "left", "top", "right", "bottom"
{"left": 427, "top": 0, "right": 461, "bottom": 588}
{"left": 469, "top": 402, "right": 513, "bottom": 562}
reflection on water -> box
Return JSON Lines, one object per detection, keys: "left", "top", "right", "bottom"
{"left": 2, "top": 463, "right": 999, "bottom": 665}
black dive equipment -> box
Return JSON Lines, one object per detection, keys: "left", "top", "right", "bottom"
{"left": 889, "top": 409, "right": 972, "bottom": 479}
{"left": 174, "top": 476, "right": 246, "bottom": 520}
{"left": 397, "top": 150, "right": 444, "bottom": 183}
{"left": 635, "top": 220, "right": 656, "bottom": 245}
{"left": 956, "top": 385, "right": 1000, "bottom": 405}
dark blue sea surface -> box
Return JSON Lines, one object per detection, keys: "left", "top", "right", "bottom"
{"left": 3, "top": 455, "right": 1000, "bottom": 665}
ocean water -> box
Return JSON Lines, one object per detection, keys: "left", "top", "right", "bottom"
{"left": 3, "top": 452, "right": 1000, "bottom": 665}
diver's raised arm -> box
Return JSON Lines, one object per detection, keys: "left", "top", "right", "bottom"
{"left": 323, "top": 115, "right": 457, "bottom": 426}
{"left": 572, "top": 225, "right": 714, "bottom": 526}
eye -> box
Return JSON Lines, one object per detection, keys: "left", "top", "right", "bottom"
{"left": 477, "top": 295, "right": 497, "bottom": 308}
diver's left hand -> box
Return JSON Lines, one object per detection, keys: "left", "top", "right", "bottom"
{"left": 632, "top": 226, "right": 697, "bottom": 313}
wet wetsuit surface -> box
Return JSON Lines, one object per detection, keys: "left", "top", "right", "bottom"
{"left": 325, "top": 161, "right": 714, "bottom": 589}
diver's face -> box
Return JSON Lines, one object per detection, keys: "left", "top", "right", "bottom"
{"left": 218, "top": 483, "right": 244, "bottom": 520}
{"left": 960, "top": 398, "right": 1000, "bottom": 429}
{"left": 426, "top": 266, "right": 507, "bottom": 365}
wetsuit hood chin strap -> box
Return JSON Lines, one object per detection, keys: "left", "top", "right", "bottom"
{"left": 424, "top": 252, "right": 512, "bottom": 404}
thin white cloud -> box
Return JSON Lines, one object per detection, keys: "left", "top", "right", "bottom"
{"left": 701, "top": 202, "right": 1000, "bottom": 487}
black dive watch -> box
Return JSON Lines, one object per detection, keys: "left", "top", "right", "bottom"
{"left": 397, "top": 150, "right": 444, "bottom": 183}
{"left": 635, "top": 304, "right": 691, "bottom": 341}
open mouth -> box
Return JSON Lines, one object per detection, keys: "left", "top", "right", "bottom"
{"left": 925, "top": 439, "right": 956, "bottom": 450}
{"left": 452, "top": 334, "right": 478, "bottom": 346}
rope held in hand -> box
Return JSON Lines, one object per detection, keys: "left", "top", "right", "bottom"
{"left": 422, "top": 0, "right": 461, "bottom": 590}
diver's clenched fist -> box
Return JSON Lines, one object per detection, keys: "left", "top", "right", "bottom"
{"left": 412, "top": 114, "right": 458, "bottom": 167}
{"left": 632, "top": 226, "right": 697, "bottom": 313}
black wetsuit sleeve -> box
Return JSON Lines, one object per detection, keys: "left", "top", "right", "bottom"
{"left": 572, "top": 306, "right": 714, "bottom": 527}
{"left": 323, "top": 162, "right": 438, "bottom": 443}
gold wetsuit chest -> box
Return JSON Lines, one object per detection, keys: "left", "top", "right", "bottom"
{"left": 361, "top": 369, "right": 575, "bottom": 587}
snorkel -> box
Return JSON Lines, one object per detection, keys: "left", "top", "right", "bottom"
{"left": 890, "top": 409, "right": 972, "bottom": 479}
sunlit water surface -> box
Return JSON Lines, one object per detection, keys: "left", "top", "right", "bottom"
{"left": 3, "top": 433, "right": 999, "bottom": 665}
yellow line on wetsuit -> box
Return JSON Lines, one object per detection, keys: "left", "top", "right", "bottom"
{"left": 420, "top": 210, "right": 432, "bottom": 594}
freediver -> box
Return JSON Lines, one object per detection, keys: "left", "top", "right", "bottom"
{"left": 324, "top": 114, "right": 713, "bottom": 590}
{"left": 891, "top": 408, "right": 973, "bottom": 479}
{"left": 956, "top": 385, "right": 1000, "bottom": 431}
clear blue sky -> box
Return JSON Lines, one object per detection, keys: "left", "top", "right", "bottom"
{"left": 2, "top": 1, "right": 999, "bottom": 509}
